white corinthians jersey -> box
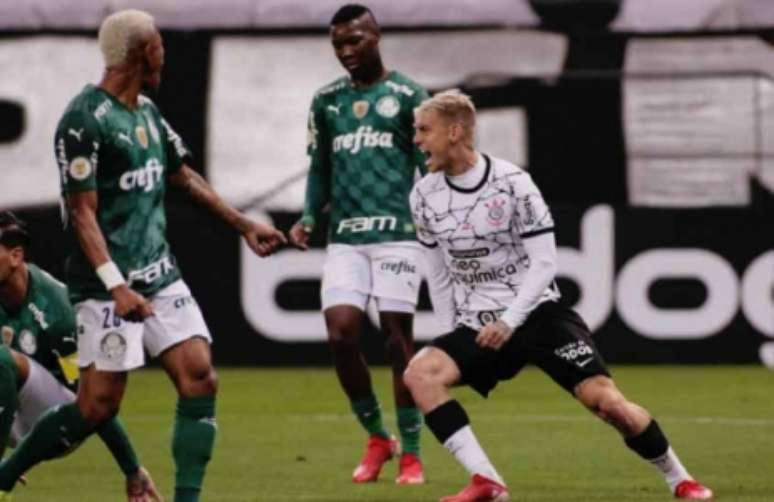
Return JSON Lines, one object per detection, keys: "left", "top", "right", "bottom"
{"left": 410, "top": 154, "right": 560, "bottom": 330}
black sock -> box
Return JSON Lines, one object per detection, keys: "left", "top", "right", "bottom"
{"left": 424, "top": 400, "right": 470, "bottom": 444}
{"left": 625, "top": 419, "right": 669, "bottom": 460}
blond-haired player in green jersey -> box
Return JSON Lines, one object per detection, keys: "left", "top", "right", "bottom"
{"left": 0, "top": 9, "right": 285, "bottom": 502}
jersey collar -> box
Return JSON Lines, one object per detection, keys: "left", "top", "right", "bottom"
{"left": 445, "top": 153, "right": 491, "bottom": 194}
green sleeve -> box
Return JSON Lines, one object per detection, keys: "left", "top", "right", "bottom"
{"left": 160, "top": 116, "right": 192, "bottom": 174}
{"left": 301, "top": 96, "right": 332, "bottom": 230}
{"left": 54, "top": 110, "right": 101, "bottom": 193}
{"left": 51, "top": 305, "right": 78, "bottom": 360}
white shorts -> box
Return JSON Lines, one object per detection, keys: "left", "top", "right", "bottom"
{"left": 75, "top": 280, "right": 212, "bottom": 372}
{"left": 321, "top": 242, "right": 423, "bottom": 313}
{"left": 12, "top": 356, "right": 75, "bottom": 445}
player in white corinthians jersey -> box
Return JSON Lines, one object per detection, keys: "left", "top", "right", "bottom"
{"left": 404, "top": 90, "right": 713, "bottom": 502}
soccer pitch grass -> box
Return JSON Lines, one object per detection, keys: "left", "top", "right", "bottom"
{"left": 10, "top": 366, "right": 774, "bottom": 501}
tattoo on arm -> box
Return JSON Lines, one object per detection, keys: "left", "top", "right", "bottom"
{"left": 172, "top": 165, "right": 247, "bottom": 231}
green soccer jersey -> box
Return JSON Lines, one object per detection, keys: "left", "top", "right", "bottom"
{"left": 0, "top": 264, "right": 77, "bottom": 386}
{"left": 55, "top": 85, "right": 189, "bottom": 303}
{"left": 302, "top": 71, "right": 429, "bottom": 245}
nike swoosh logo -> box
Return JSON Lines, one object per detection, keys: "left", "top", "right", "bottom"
{"left": 577, "top": 357, "right": 594, "bottom": 368}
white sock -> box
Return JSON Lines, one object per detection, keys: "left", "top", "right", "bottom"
{"left": 443, "top": 425, "right": 505, "bottom": 485}
{"left": 647, "top": 447, "right": 692, "bottom": 492}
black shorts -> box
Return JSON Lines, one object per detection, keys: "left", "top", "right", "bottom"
{"left": 431, "top": 301, "right": 610, "bottom": 397}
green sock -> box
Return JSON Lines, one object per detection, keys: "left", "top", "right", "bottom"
{"left": 175, "top": 487, "right": 201, "bottom": 502}
{"left": 351, "top": 395, "right": 390, "bottom": 439}
{"left": 96, "top": 417, "right": 140, "bottom": 476}
{"left": 0, "top": 403, "right": 94, "bottom": 490}
{"left": 172, "top": 396, "right": 216, "bottom": 502}
{"left": 0, "top": 347, "right": 19, "bottom": 459}
{"left": 397, "top": 407, "right": 422, "bottom": 456}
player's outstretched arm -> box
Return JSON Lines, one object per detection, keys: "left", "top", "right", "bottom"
{"left": 168, "top": 165, "right": 286, "bottom": 257}
{"left": 67, "top": 192, "right": 153, "bottom": 322}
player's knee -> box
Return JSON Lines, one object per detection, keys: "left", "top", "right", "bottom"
{"left": 403, "top": 356, "right": 439, "bottom": 392}
{"left": 198, "top": 367, "right": 218, "bottom": 395}
{"left": 80, "top": 394, "right": 121, "bottom": 424}
{"left": 578, "top": 378, "right": 618, "bottom": 414}
{"left": 327, "top": 326, "right": 359, "bottom": 352}
{"left": 180, "top": 366, "right": 218, "bottom": 397}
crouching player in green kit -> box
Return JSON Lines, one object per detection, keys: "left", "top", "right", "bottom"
{"left": 0, "top": 212, "right": 161, "bottom": 501}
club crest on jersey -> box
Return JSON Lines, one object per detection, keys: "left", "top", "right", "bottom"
{"left": 18, "top": 330, "right": 37, "bottom": 355}
{"left": 376, "top": 95, "right": 400, "bottom": 118}
{"left": 68, "top": 157, "right": 92, "bottom": 181}
{"left": 485, "top": 199, "right": 507, "bottom": 227}
{"left": 353, "top": 100, "right": 369, "bottom": 119}
{"left": 100, "top": 332, "right": 127, "bottom": 360}
{"left": 135, "top": 126, "right": 149, "bottom": 149}
{"left": 1, "top": 326, "right": 13, "bottom": 346}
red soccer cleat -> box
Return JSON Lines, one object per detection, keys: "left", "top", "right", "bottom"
{"left": 395, "top": 453, "right": 425, "bottom": 485}
{"left": 674, "top": 479, "right": 713, "bottom": 500}
{"left": 352, "top": 435, "right": 399, "bottom": 483}
{"left": 440, "top": 474, "right": 510, "bottom": 502}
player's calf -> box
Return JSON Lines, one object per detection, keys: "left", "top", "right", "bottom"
{"left": 575, "top": 376, "right": 713, "bottom": 499}
{"left": 575, "top": 375, "right": 650, "bottom": 436}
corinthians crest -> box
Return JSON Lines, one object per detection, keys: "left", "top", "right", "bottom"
{"left": 485, "top": 198, "right": 507, "bottom": 227}
{"left": 353, "top": 100, "right": 369, "bottom": 119}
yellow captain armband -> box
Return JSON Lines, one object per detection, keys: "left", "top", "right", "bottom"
{"left": 58, "top": 353, "right": 80, "bottom": 384}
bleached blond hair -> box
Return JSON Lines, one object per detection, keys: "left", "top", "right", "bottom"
{"left": 416, "top": 89, "right": 476, "bottom": 143}
{"left": 98, "top": 9, "right": 157, "bottom": 67}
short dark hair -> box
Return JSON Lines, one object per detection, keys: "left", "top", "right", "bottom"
{"left": 0, "top": 211, "right": 30, "bottom": 252}
{"left": 330, "top": 4, "right": 376, "bottom": 26}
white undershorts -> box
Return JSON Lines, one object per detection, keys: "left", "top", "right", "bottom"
{"left": 11, "top": 356, "right": 75, "bottom": 445}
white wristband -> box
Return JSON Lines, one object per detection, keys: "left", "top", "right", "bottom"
{"left": 96, "top": 261, "right": 126, "bottom": 291}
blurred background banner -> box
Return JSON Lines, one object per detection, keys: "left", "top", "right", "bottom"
{"left": 1, "top": 1, "right": 772, "bottom": 365}
{"left": 3, "top": 0, "right": 774, "bottom": 31}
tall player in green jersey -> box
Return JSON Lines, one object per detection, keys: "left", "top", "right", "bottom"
{"left": 0, "top": 212, "right": 162, "bottom": 501}
{"left": 0, "top": 10, "right": 285, "bottom": 502}
{"left": 289, "top": 4, "right": 428, "bottom": 485}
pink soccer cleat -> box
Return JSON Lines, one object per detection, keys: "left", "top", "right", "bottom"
{"left": 352, "top": 435, "right": 399, "bottom": 483}
{"left": 440, "top": 474, "right": 510, "bottom": 502}
{"left": 395, "top": 453, "right": 425, "bottom": 485}
{"left": 674, "top": 479, "right": 713, "bottom": 500}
